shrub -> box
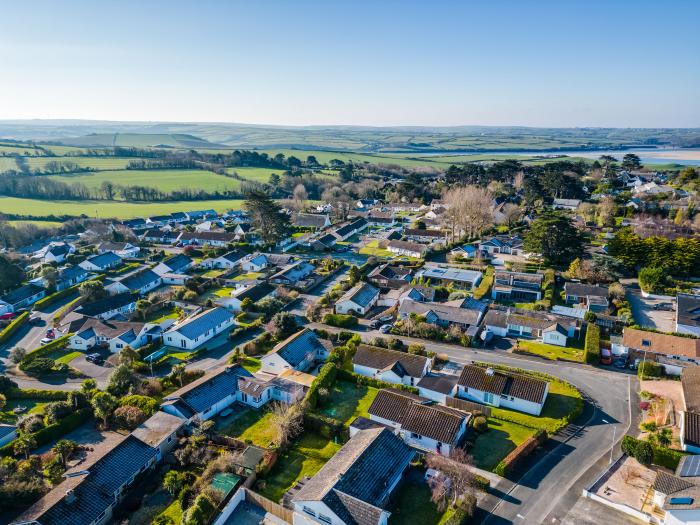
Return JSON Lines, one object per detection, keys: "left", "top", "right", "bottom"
{"left": 119, "top": 394, "right": 158, "bottom": 416}
{"left": 20, "top": 335, "right": 70, "bottom": 365}
{"left": 0, "top": 408, "right": 92, "bottom": 457}
{"left": 640, "top": 421, "right": 657, "bottom": 432}
{"left": 621, "top": 435, "right": 684, "bottom": 469}
{"left": 583, "top": 323, "right": 601, "bottom": 364}
{"left": 20, "top": 358, "right": 56, "bottom": 377}
{"left": 472, "top": 415, "right": 488, "bottom": 433}
{"left": 388, "top": 338, "right": 404, "bottom": 351}
{"left": 181, "top": 494, "right": 216, "bottom": 525}
{"left": 0, "top": 312, "right": 29, "bottom": 344}
{"left": 407, "top": 343, "right": 425, "bottom": 355}
{"left": 635, "top": 440, "right": 654, "bottom": 465}
{"left": 44, "top": 401, "right": 72, "bottom": 423}
{"left": 473, "top": 266, "right": 494, "bottom": 300}
{"left": 494, "top": 429, "right": 546, "bottom": 477}
{"left": 322, "top": 313, "right": 358, "bottom": 328}
{"left": 4, "top": 388, "right": 67, "bottom": 400}
{"left": 113, "top": 405, "right": 147, "bottom": 430}
{"left": 336, "top": 368, "right": 419, "bottom": 394}
{"left": 638, "top": 361, "right": 664, "bottom": 379}
{"left": 303, "top": 412, "right": 349, "bottom": 441}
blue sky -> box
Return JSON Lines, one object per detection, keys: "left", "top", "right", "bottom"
{"left": 1, "top": 0, "right": 698, "bottom": 127}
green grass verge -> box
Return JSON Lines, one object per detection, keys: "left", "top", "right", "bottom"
{"left": 516, "top": 339, "right": 584, "bottom": 362}
{"left": 241, "top": 357, "right": 261, "bottom": 373}
{"left": 0, "top": 399, "right": 49, "bottom": 424}
{"left": 54, "top": 351, "right": 82, "bottom": 365}
{"left": 388, "top": 469, "right": 456, "bottom": 525}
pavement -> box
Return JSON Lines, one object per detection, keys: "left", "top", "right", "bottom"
{"left": 308, "top": 322, "right": 636, "bottom": 525}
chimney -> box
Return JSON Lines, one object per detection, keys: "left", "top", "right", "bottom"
{"left": 486, "top": 367, "right": 495, "bottom": 377}
{"left": 65, "top": 489, "right": 77, "bottom": 505}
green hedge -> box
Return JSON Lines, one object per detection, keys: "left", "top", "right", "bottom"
{"left": 584, "top": 323, "right": 601, "bottom": 364}
{"left": 622, "top": 435, "right": 685, "bottom": 469}
{"left": 323, "top": 313, "right": 358, "bottom": 328}
{"left": 304, "top": 412, "right": 349, "bottom": 441}
{"left": 0, "top": 311, "right": 29, "bottom": 344}
{"left": 473, "top": 266, "right": 494, "bottom": 300}
{"left": 5, "top": 388, "right": 68, "bottom": 401}
{"left": 638, "top": 361, "right": 664, "bottom": 379}
{"left": 539, "top": 269, "right": 556, "bottom": 308}
{"left": 336, "top": 368, "right": 419, "bottom": 394}
{"left": 494, "top": 429, "right": 546, "bottom": 476}
{"left": 20, "top": 334, "right": 71, "bottom": 366}
{"left": 0, "top": 407, "right": 93, "bottom": 456}
{"left": 33, "top": 288, "right": 75, "bottom": 310}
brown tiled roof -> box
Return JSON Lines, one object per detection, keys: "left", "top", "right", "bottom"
{"left": 367, "top": 389, "right": 468, "bottom": 444}
{"left": 682, "top": 367, "right": 700, "bottom": 412}
{"left": 685, "top": 411, "right": 700, "bottom": 447}
{"left": 623, "top": 328, "right": 700, "bottom": 359}
{"left": 352, "top": 345, "right": 429, "bottom": 378}
{"left": 654, "top": 470, "right": 695, "bottom": 495}
{"left": 457, "top": 365, "right": 548, "bottom": 404}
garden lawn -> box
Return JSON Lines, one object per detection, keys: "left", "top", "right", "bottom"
{"left": 157, "top": 499, "right": 182, "bottom": 524}
{"left": 55, "top": 351, "right": 82, "bottom": 365}
{"left": 202, "top": 286, "right": 236, "bottom": 301}
{"left": 388, "top": 469, "right": 456, "bottom": 525}
{"left": 359, "top": 240, "right": 394, "bottom": 258}
{"left": 0, "top": 399, "right": 48, "bottom": 424}
{"left": 490, "top": 380, "right": 583, "bottom": 435}
{"left": 233, "top": 272, "right": 264, "bottom": 281}
{"left": 145, "top": 308, "right": 180, "bottom": 323}
{"left": 201, "top": 268, "right": 226, "bottom": 278}
{"left": 472, "top": 418, "right": 536, "bottom": 471}
{"left": 259, "top": 432, "right": 341, "bottom": 503}
{"left": 7, "top": 220, "right": 63, "bottom": 229}
{"left": 241, "top": 357, "right": 261, "bottom": 373}
{"left": 516, "top": 339, "right": 584, "bottom": 362}
{"left": 318, "top": 380, "right": 378, "bottom": 425}
{"left": 222, "top": 409, "right": 277, "bottom": 447}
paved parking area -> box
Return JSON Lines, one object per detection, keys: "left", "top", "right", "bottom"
{"left": 626, "top": 287, "right": 675, "bottom": 332}
{"left": 558, "top": 496, "right": 645, "bottom": 525}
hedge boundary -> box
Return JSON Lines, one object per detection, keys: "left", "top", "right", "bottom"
{"left": 0, "top": 311, "right": 29, "bottom": 344}
{"left": 494, "top": 429, "right": 546, "bottom": 477}
{"left": 20, "top": 334, "right": 71, "bottom": 367}
{"left": 473, "top": 266, "right": 494, "bottom": 300}
{"left": 584, "top": 323, "right": 601, "bottom": 364}
{"left": 336, "top": 368, "right": 419, "bottom": 394}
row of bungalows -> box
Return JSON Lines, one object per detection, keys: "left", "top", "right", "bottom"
{"left": 74, "top": 292, "right": 137, "bottom": 320}
{"left": 162, "top": 306, "right": 236, "bottom": 351}
{"left": 387, "top": 239, "right": 428, "bottom": 258}
{"left": 12, "top": 411, "right": 185, "bottom": 525}
{"left": 351, "top": 389, "right": 470, "bottom": 456}
{"left": 333, "top": 217, "right": 368, "bottom": 241}
{"left": 140, "top": 227, "right": 180, "bottom": 244}
{"left": 483, "top": 307, "right": 578, "bottom": 347}
{"left": 0, "top": 283, "right": 46, "bottom": 314}
{"left": 79, "top": 251, "right": 123, "bottom": 272}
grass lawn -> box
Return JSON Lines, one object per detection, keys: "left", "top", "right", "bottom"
{"left": 145, "top": 307, "right": 179, "bottom": 323}
{"left": 516, "top": 339, "right": 584, "bottom": 362}
{"left": 167, "top": 350, "right": 197, "bottom": 361}
{"left": 225, "top": 166, "right": 285, "bottom": 183}
{"left": 221, "top": 409, "right": 278, "bottom": 448}
{"left": 491, "top": 380, "right": 583, "bottom": 435}
{"left": 233, "top": 272, "right": 264, "bottom": 281}
{"left": 55, "top": 351, "right": 83, "bottom": 365}
{"left": 241, "top": 357, "right": 261, "bottom": 373}
{"left": 201, "top": 268, "right": 226, "bottom": 278}
{"left": 472, "top": 418, "right": 536, "bottom": 471}
{"left": 6, "top": 220, "right": 63, "bottom": 229}
{"left": 359, "top": 239, "right": 394, "bottom": 257}
{"left": 0, "top": 399, "right": 48, "bottom": 424}
{"left": 317, "top": 380, "right": 378, "bottom": 425}
{"left": 259, "top": 432, "right": 341, "bottom": 502}
{"left": 388, "top": 469, "right": 456, "bottom": 525}
{"left": 157, "top": 499, "right": 182, "bottom": 524}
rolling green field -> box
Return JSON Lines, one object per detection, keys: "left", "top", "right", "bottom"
{"left": 224, "top": 166, "right": 286, "bottom": 182}
{"left": 48, "top": 168, "right": 242, "bottom": 192}
{"left": 0, "top": 157, "right": 18, "bottom": 171}
{"left": 25, "top": 156, "right": 133, "bottom": 171}
{"left": 0, "top": 196, "right": 245, "bottom": 218}
{"left": 6, "top": 220, "right": 63, "bottom": 229}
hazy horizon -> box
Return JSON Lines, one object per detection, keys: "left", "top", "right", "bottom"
{"left": 2, "top": 0, "right": 699, "bottom": 127}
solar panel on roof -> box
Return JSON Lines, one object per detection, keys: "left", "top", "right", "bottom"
{"left": 680, "top": 455, "right": 700, "bottom": 477}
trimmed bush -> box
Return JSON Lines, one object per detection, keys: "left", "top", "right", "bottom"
{"left": 473, "top": 266, "right": 494, "bottom": 300}
{"left": 494, "top": 429, "right": 546, "bottom": 477}
{"left": 322, "top": 313, "right": 358, "bottom": 328}
{"left": 0, "top": 311, "right": 29, "bottom": 344}
{"left": 472, "top": 415, "right": 488, "bottom": 433}
{"left": 336, "top": 368, "right": 419, "bottom": 394}
{"left": 5, "top": 388, "right": 67, "bottom": 401}
{"left": 20, "top": 334, "right": 71, "bottom": 365}
{"left": 20, "top": 358, "right": 56, "bottom": 376}
{"left": 0, "top": 407, "right": 92, "bottom": 456}
{"left": 622, "top": 435, "right": 685, "bottom": 469}
{"left": 638, "top": 361, "right": 664, "bottom": 379}
{"left": 119, "top": 395, "right": 159, "bottom": 416}
{"left": 304, "top": 412, "right": 349, "bottom": 441}
{"left": 584, "top": 323, "right": 601, "bottom": 364}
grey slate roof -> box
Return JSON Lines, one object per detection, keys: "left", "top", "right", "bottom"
{"left": 165, "top": 365, "right": 252, "bottom": 415}
{"left": 564, "top": 282, "right": 608, "bottom": 298}
{"left": 293, "top": 428, "right": 414, "bottom": 525}
{"left": 119, "top": 268, "right": 161, "bottom": 291}
{"left": 338, "top": 282, "right": 380, "bottom": 309}
{"left": 1, "top": 283, "right": 44, "bottom": 305}
{"left": 161, "top": 253, "right": 192, "bottom": 273}
{"left": 272, "top": 328, "right": 329, "bottom": 367}
{"left": 352, "top": 345, "right": 428, "bottom": 378}
{"left": 84, "top": 251, "right": 123, "bottom": 269}
{"left": 167, "top": 307, "right": 234, "bottom": 341}
{"left": 18, "top": 435, "right": 158, "bottom": 525}
{"left": 293, "top": 213, "right": 329, "bottom": 229}
{"left": 417, "top": 373, "right": 459, "bottom": 395}
{"left": 678, "top": 293, "right": 700, "bottom": 328}
{"left": 76, "top": 292, "right": 136, "bottom": 317}
{"left": 0, "top": 424, "right": 16, "bottom": 440}
{"left": 335, "top": 218, "right": 367, "bottom": 237}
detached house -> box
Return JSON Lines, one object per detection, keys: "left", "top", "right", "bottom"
{"left": 293, "top": 213, "right": 331, "bottom": 230}
{"left": 335, "top": 282, "right": 380, "bottom": 316}
{"left": 163, "top": 307, "right": 235, "bottom": 350}
{"left": 291, "top": 428, "right": 414, "bottom": 525}
{"left": 260, "top": 328, "right": 331, "bottom": 375}
{"left": 368, "top": 263, "right": 413, "bottom": 289}
{"left": 352, "top": 345, "right": 431, "bottom": 386}
{"left": 199, "top": 249, "right": 246, "bottom": 270}
{"left": 40, "top": 242, "right": 74, "bottom": 264}
{"left": 75, "top": 292, "right": 137, "bottom": 320}
{"left": 80, "top": 251, "right": 123, "bottom": 272}
{"left": 97, "top": 241, "right": 140, "bottom": 258}
{"left": 483, "top": 308, "right": 578, "bottom": 347}
{"left": 55, "top": 265, "right": 92, "bottom": 291}
{"left": 358, "top": 389, "right": 470, "bottom": 456}
{"left": 456, "top": 364, "right": 549, "bottom": 416}
{"left": 479, "top": 235, "right": 524, "bottom": 256}
{"left": 622, "top": 328, "right": 700, "bottom": 374}
{"left": 67, "top": 317, "right": 168, "bottom": 352}
{"left": 178, "top": 231, "right": 236, "bottom": 248}
{"left": 269, "top": 261, "right": 315, "bottom": 287}
{"left": 398, "top": 298, "right": 485, "bottom": 330}
{"left": 417, "top": 266, "right": 482, "bottom": 290}
{"left": 403, "top": 228, "right": 449, "bottom": 246}
{"left": 387, "top": 240, "right": 428, "bottom": 258}
{"left": 492, "top": 271, "right": 544, "bottom": 302}
{"left": 564, "top": 283, "right": 609, "bottom": 313}
{"left": 241, "top": 253, "right": 269, "bottom": 272}
{"left": 153, "top": 254, "right": 193, "bottom": 276}
{"left": 1, "top": 283, "right": 46, "bottom": 311}
{"left": 105, "top": 268, "right": 162, "bottom": 296}
{"left": 681, "top": 367, "right": 700, "bottom": 454}
{"left": 215, "top": 282, "right": 274, "bottom": 313}
{"left": 333, "top": 217, "right": 368, "bottom": 241}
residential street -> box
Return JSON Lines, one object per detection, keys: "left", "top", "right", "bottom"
{"left": 308, "top": 322, "right": 635, "bottom": 525}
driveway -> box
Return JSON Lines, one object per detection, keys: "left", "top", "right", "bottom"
{"left": 625, "top": 284, "right": 675, "bottom": 332}
{"left": 308, "top": 322, "right": 634, "bottom": 525}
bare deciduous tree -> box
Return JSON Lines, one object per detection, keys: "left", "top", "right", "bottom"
{"left": 444, "top": 185, "right": 495, "bottom": 241}
{"left": 293, "top": 184, "right": 308, "bottom": 211}
{"left": 425, "top": 450, "right": 478, "bottom": 509}
{"left": 501, "top": 203, "right": 522, "bottom": 228}
{"left": 270, "top": 401, "right": 305, "bottom": 448}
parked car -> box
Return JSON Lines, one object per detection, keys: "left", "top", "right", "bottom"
{"left": 370, "top": 319, "right": 382, "bottom": 329}
{"left": 0, "top": 312, "right": 16, "bottom": 320}
{"left": 654, "top": 302, "right": 674, "bottom": 311}
{"left": 629, "top": 358, "right": 642, "bottom": 370}
{"left": 29, "top": 315, "right": 42, "bottom": 325}
{"left": 600, "top": 348, "right": 612, "bottom": 365}
{"left": 378, "top": 315, "right": 394, "bottom": 323}
{"left": 86, "top": 353, "right": 104, "bottom": 364}
{"left": 40, "top": 338, "right": 53, "bottom": 345}
{"left": 613, "top": 357, "right": 627, "bottom": 369}
{"left": 379, "top": 324, "right": 393, "bottom": 334}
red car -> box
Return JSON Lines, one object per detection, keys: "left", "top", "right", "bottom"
{"left": 0, "top": 313, "right": 16, "bottom": 320}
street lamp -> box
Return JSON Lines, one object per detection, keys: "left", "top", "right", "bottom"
{"left": 602, "top": 419, "right": 617, "bottom": 465}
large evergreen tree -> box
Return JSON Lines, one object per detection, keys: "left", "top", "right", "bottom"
{"left": 243, "top": 189, "right": 290, "bottom": 245}
{"left": 524, "top": 213, "right": 583, "bottom": 266}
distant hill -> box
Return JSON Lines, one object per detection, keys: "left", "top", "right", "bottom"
{"left": 54, "top": 132, "right": 224, "bottom": 149}
{"left": 0, "top": 120, "right": 699, "bottom": 153}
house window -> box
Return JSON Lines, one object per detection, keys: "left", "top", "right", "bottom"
{"left": 318, "top": 514, "right": 332, "bottom": 524}
{"left": 411, "top": 432, "right": 421, "bottom": 439}
{"left": 484, "top": 392, "right": 494, "bottom": 404}
{"left": 303, "top": 506, "right": 316, "bottom": 517}
{"left": 642, "top": 339, "right": 652, "bottom": 347}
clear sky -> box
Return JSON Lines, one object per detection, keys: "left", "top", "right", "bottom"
{"left": 1, "top": 0, "right": 698, "bottom": 127}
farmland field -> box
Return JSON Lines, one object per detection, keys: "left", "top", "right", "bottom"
{"left": 224, "top": 166, "right": 286, "bottom": 182}
{"left": 0, "top": 157, "right": 18, "bottom": 171}
{"left": 47, "top": 168, "right": 241, "bottom": 192}
{"left": 0, "top": 196, "right": 245, "bottom": 218}
{"left": 6, "top": 220, "right": 63, "bottom": 229}
{"left": 25, "top": 156, "right": 133, "bottom": 171}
